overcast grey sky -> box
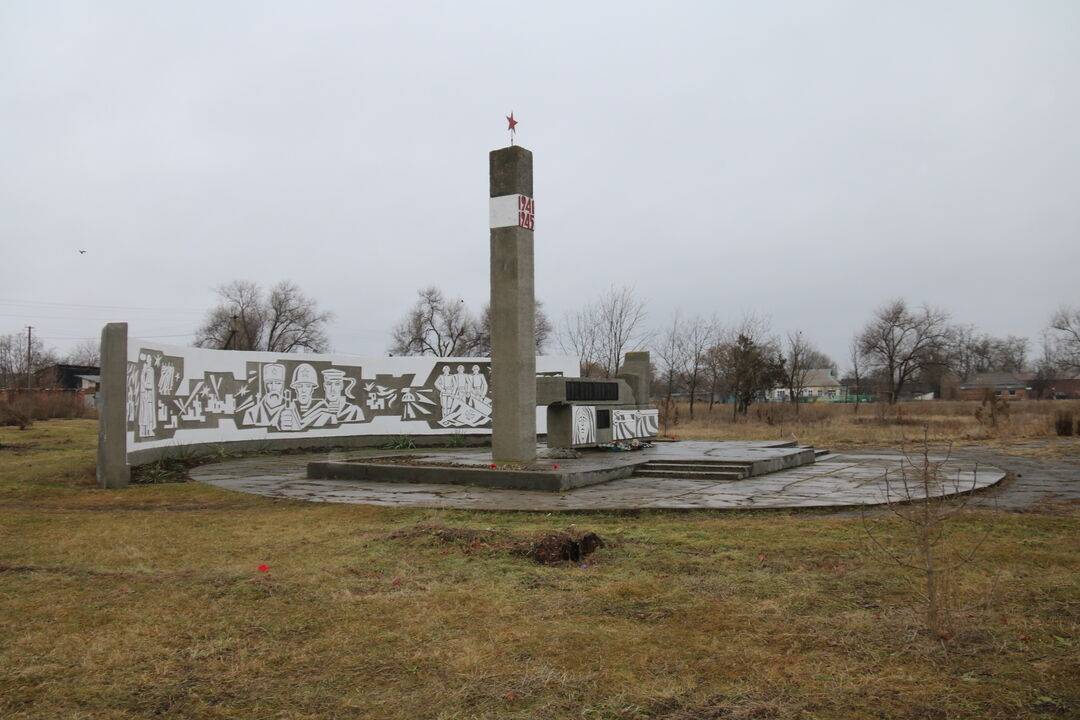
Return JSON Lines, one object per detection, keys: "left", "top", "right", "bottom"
{"left": 2, "top": 0, "right": 1077, "bottom": 367}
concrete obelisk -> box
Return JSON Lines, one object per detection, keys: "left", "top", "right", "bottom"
{"left": 489, "top": 145, "right": 537, "bottom": 463}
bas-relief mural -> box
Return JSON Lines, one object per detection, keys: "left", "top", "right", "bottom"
{"left": 613, "top": 408, "right": 659, "bottom": 441}
{"left": 126, "top": 348, "right": 545, "bottom": 443}
{"left": 572, "top": 406, "right": 597, "bottom": 445}
{"left": 567, "top": 406, "right": 658, "bottom": 445}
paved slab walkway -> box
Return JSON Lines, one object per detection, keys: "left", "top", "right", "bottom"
{"left": 191, "top": 446, "right": 1006, "bottom": 511}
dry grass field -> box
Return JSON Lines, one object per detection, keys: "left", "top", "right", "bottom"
{"left": 0, "top": 417, "right": 1077, "bottom": 719}
{"left": 669, "top": 399, "right": 1080, "bottom": 452}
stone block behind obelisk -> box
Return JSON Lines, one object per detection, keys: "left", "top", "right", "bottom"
{"left": 489, "top": 146, "right": 537, "bottom": 463}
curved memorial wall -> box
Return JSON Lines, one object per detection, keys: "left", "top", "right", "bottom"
{"left": 105, "top": 327, "right": 576, "bottom": 467}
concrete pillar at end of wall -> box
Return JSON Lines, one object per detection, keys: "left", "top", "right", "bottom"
{"left": 490, "top": 145, "right": 537, "bottom": 463}
{"left": 546, "top": 405, "right": 573, "bottom": 449}
{"left": 97, "top": 322, "right": 130, "bottom": 488}
{"left": 618, "top": 351, "right": 652, "bottom": 405}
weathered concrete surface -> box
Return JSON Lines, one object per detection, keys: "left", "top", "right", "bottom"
{"left": 307, "top": 441, "right": 816, "bottom": 492}
{"left": 193, "top": 444, "right": 1011, "bottom": 511}
{"left": 97, "top": 322, "right": 130, "bottom": 489}
{"left": 490, "top": 145, "right": 536, "bottom": 463}
{"left": 617, "top": 351, "right": 651, "bottom": 407}
{"left": 308, "top": 457, "right": 635, "bottom": 492}
{"left": 897, "top": 444, "right": 1080, "bottom": 512}
{"left": 126, "top": 433, "right": 493, "bottom": 466}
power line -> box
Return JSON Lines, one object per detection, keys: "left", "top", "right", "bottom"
{"left": 0, "top": 312, "right": 179, "bottom": 321}
{"left": 35, "top": 333, "right": 195, "bottom": 340}
{"left": 0, "top": 298, "right": 204, "bottom": 314}
{"left": 131, "top": 333, "right": 196, "bottom": 339}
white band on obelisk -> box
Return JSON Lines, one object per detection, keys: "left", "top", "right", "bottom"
{"left": 489, "top": 194, "right": 535, "bottom": 230}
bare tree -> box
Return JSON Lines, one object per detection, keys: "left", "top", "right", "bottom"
{"left": 65, "top": 339, "right": 101, "bottom": 366}
{"left": 654, "top": 312, "right": 683, "bottom": 402}
{"left": 263, "top": 281, "right": 333, "bottom": 353}
{"left": 946, "top": 324, "right": 992, "bottom": 382}
{"left": 0, "top": 333, "right": 59, "bottom": 389}
{"left": 991, "top": 335, "right": 1028, "bottom": 374}
{"left": 195, "top": 280, "right": 266, "bottom": 351}
{"left": 1030, "top": 331, "right": 1060, "bottom": 399}
{"left": 703, "top": 343, "right": 728, "bottom": 411}
{"left": 848, "top": 338, "right": 863, "bottom": 414}
{"left": 653, "top": 312, "right": 685, "bottom": 432}
{"left": 559, "top": 285, "right": 648, "bottom": 377}
{"left": 473, "top": 299, "right": 554, "bottom": 356}
{"left": 1049, "top": 306, "right": 1080, "bottom": 371}
{"left": 856, "top": 299, "right": 950, "bottom": 403}
{"left": 194, "top": 280, "right": 332, "bottom": 353}
{"left": 948, "top": 325, "right": 1029, "bottom": 379}
{"left": 781, "top": 331, "right": 814, "bottom": 417}
{"left": 390, "top": 286, "right": 479, "bottom": 357}
{"left": 559, "top": 307, "right": 602, "bottom": 377}
{"left": 680, "top": 315, "right": 715, "bottom": 419}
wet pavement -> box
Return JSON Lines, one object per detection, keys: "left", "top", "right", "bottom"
{"left": 187, "top": 442, "right": 1033, "bottom": 512}
{"left": 947, "top": 445, "right": 1080, "bottom": 511}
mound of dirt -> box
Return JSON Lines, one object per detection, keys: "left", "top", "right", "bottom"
{"left": 527, "top": 529, "right": 605, "bottom": 564}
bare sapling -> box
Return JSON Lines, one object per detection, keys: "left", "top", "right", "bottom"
{"left": 657, "top": 395, "right": 679, "bottom": 436}
{"left": 862, "top": 427, "right": 992, "bottom": 640}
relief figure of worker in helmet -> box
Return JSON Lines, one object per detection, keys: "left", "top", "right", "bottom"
{"left": 277, "top": 363, "right": 327, "bottom": 431}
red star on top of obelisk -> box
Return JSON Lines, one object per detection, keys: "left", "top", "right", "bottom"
{"left": 506, "top": 112, "right": 518, "bottom": 144}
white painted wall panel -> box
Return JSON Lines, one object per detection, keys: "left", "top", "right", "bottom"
{"left": 125, "top": 341, "right": 577, "bottom": 455}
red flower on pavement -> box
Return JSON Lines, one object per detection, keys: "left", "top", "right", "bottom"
{"left": 553, "top": 463, "right": 559, "bottom": 470}
{"left": 489, "top": 463, "right": 496, "bottom": 469}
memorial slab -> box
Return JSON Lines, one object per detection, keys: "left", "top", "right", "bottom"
{"left": 192, "top": 443, "right": 1007, "bottom": 511}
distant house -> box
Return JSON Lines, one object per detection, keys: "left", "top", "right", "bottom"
{"left": 1016, "top": 371, "right": 1080, "bottom": 400}
{"left": 768, "top": 368, "right": 844, "bottom": 401}
{"left": 956, "top": 372, "right": 1029, "bottom": 401}
{"left": 33, "top": 364, "right": 101, "bottom": 392}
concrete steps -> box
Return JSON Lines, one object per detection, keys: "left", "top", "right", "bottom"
{"left": 633, "top": 444, "right": 821, "bottom": 482}
{"left": 633, "top": 460, "right": 752, "bottom": 481}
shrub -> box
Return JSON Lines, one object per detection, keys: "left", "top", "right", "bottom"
{"left": 0, "top": 398, "right": 33, "bottom": 429}
{"left": 1054, "top": 411, "right": 1075, "bottom": 437}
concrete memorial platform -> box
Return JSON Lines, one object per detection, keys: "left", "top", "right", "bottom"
{"left": 191, "top": 442, "right": 1006, "bottom": 511}
{"left": 306, "top": 440, "right": 818, "bottom": 492}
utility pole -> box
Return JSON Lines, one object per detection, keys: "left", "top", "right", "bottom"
{"left": 26, "top": 326, "right": 33, "bottom": 390}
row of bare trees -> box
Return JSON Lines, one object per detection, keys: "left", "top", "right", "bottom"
{"left": 186, "top": 282, "right": 1080, "bottom": 411}
{"left": 385, "top": 285, "right": 1079, "bottom": 410}
{"left": 853, "top": 299, "right": 1080, "bottom": 403}
{"left": 653, "top": 314, "right": 836, "bottom": 418}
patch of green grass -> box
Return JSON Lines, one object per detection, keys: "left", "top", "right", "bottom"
{"left": 381, "top": 434, "right": 415, "bottom": 450}
{"left": 0, "top": 420, "right": 1077, "bottom": 719}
